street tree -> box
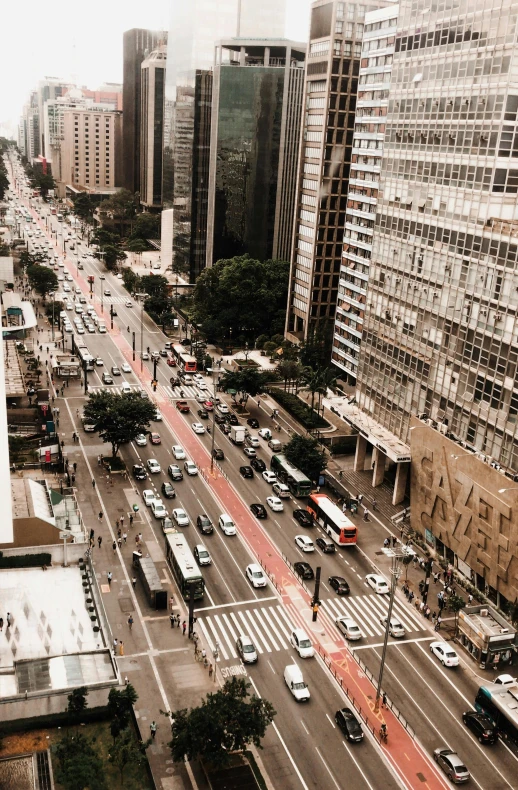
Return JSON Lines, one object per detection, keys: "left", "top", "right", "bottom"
{"left": 303, "top": 366, "right": 336, "bottom": 426}
{"left": 448, "top": 595, "right": 467, "bottom": 636}
{"left": 54, "top": 733, "right": 107, "bottom": 790}
{"left": 284, "top": 434, "right": 327, "bottom": 482}
{"left": 67, "top": 686, "right": 89, "bottom": 724}
{"left": 220, "top": 368, "right": 270, "bottom": 409}
{"left": 107, "top": 684, "right": 139, "bottom": 742}
{"left": 73, "top": 192, "right": 95, "bottom": 223}
{"left": 109, "top": 730, "right": 151, "bottom": 787}
{"left": 141, "top": 273, "right": 169, "bottom": 298}
{"left": 98, "top": 189, "right": 140, "bottom": 237}
{"left": 128, "top": 212, "right": 160, "bottom": 242}
{"left": 126, "top": 238, "right": 148, "bottom": 253}
{"left": 35, "top": 173, "right": 56, "bottom": 198}
{"left": 83, "top": 392, "right": 156, "bottom": 458}
{"left": 121, "top": 267, "right": 141, "bottom": 295}
{"left": 27, "top": 264, "right": 58, "bottom": 298}
{"left": 300, "top": 319, "right": 334, "bottom": 370}
{"left": 144, "top": 294, "right": 174, "bottom": 325}
{"left": 277, "top": 360, "right": 304, "bottom": 392}
{"left": 91, "top": 228, "right": 120, "bottom": 248}
{"left": 95, "top": 244, "right": 126, "bottom": 272}
{"left": 19, "top": 250, "right": 48, "bottom": 269}
{"left": 169, "top": 677, "right": 276, "bottom": 767}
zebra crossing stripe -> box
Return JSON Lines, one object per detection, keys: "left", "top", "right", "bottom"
{"left": 198, "top": 619, "right": 216, "bottom": 654}
{"left": 242, "top": 609, "right": 272, "bottom": 652}
{"left": 274, "top": 605, "right": 297, "bottom": 640}
{"left": 253, "top": 608, "right": 281, "bottom": 651}
{"left": 214, "top": 614, "right": 235, "bottom": 658}
{"left": 221, "top": 612, "right": 240, "bottom": 647}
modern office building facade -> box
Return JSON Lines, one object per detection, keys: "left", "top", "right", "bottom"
{"left": 206, "top": 39, "right": 306, "bottom": 266}
{"left": 163, "top": 0, "right": 287, "bottom": 281}
{"left": 37, "top": 78, "right": 74, "bottom": 157}
{"left": 62, "top": 108, "right": 122, "bottom": 191}
{"left": 122, "top": 28, "right": 167, "bottom": 195}
{"left": 332, "top": 5, "right": 397, "bottom": 381}
{"left": 140, "top": 45, "right": 167, "bottom": 209}
{"left": 346, "top": 0, "right": 518, "bottom": 607}
{"left": 285, "top": 0, "right": 389, "bottom": 347}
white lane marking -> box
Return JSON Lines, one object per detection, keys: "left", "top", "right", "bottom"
{"left": 314, "top": 746, "right": 342, "bottom": 790}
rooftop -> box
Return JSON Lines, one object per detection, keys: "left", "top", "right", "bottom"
{"left": 460, "top": 605, "right": 515, "bottom": 638}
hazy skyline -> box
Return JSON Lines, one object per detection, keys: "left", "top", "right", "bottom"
{"left": 2, "top": 0, "right": 312, "bottom": 137}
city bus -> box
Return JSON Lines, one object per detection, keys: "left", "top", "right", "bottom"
{"left": 172, "top": 344, "right": 197, "bottom": 373}
{"left": 76, "top": 343, "right": 95, "bottom": 371}
{"left": 270, "top": 454, "right": 312, "bottom": 498}
{"left": 475, "top": 681, "right": 518, "bottom": 749}
{"left": 165, "top": 532, "right": 204, "bottom": 600}
{"left": 306, "top": 493, "right": 357, "bottom": 546}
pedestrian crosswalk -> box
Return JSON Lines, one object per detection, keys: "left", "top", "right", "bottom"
{"left": 322, "top": 593, "right": 426, "bottom": 639}
{"left": 159, "top": 383, "right": 212, "bottom": 401}
{"left": 196, "top": 604, "right": 297, "bottom": 660}
{"left": 87, "top": 384, "right": 143, "bottom": 396}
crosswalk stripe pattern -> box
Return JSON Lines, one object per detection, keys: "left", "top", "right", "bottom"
{"left": 323, "top": 593, "right": 425, "bottom": 638}
{"left": 161, "top": 384, "right": 213, "bottom": 400}
{"left": 87, "top": 384, "right": 143, "bottom": 396}
{"left": 197, "top": 605, "right": 296, "bottom": 660}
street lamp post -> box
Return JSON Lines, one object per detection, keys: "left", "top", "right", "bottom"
{"left": 100, "top": 275, "right": 105, "bottom": 314}
{"left": 135, "top": 293, "right": 147, "bottom": 372}
{"left": 374, "top": 551, "right": 403, "bottom": 712}
{"left": 207, "top": 368, "right": 222, "bottom": 473}
{"left": 49, "top": 291, "right": 55, "bottom": 342}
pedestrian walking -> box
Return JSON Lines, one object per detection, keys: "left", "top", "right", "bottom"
{"left": 363, "top": 509, "right": 370, "bottom": 522}
{"left": 383, "top": 538, "right": 390, "bottom": 548}
{"left": 117, "top": 537, "right": 122, "bottom": 549}
{"left": 170, "top": 613, "right": 176, "bottom": 628}
{"left": 408, "top": 591, "right": 414, "bottom": 604}
{"left": 113, "top": 637, "right": 118, "bottom": 651}
{"left": 150, "top": 721, "right": 157, "bottom": 739}
{"left": 208, "top": 662, "right": 213, "bottom": 678}
{"left": 358, "top": 494, "right": 363, "bottom": 505}
{"left": 107, "top": 571, "right": 113, "bottom": 586}
{"left": 170, "top": 596, "right": 175, "bottom": 611}
{"left": 432, "top": 612, "right": 437, "bottom": 625}
{"left": 120, "top": 515, "right": 124, "bottom": 527}
{"left": 468, "top": 594, "right": 473, "bottom": 604}
{"left": 112, "top": 540, "right": 117, "bottom": 554}
{"left": 177, "top": 616, "right": 180, "bottom": 628}
{"left": 135, "top": 534, "right": 140, "bottom": 547}
{"left": 382, "top": 692, "right": 387, "bottom": 708}
{"left": 119, "top": 641, "right": 124, "bottom": 656}
{"left": 129, "top": 514, "right": 134, "bottom": 527}
{"left": 71, "top": 474, "right": 75, "bottom": 484}
{"left": 182, "top": 620, "right": 186, "bottom": 636}
{"left": 435, "top": 615, "right": 442, "bottom": 631}
{"left": 138, "top": 532, "right": 142, "bottom": 544}
{"left": 0, "top": 617, "right": 3, "bottom": 632}
{"left": 97, "top": 455, "right": 101, "bottom": 466}
{"left": 92, "top": 479, "right": 96, "bottom": 489}
{"left": 73, "top": 462, "right": 77, "bottom": 473}
{"left": 117, "top": 526, "right": 122, "bottom": 539}
{"left": 97, "top": 536, "right": 102, "bottom": 549}
{"left": 132, "top": 577, "right": 137, "bottom": 589}
{"left": 122, "top": 532, "right": 127, "bottom": 544}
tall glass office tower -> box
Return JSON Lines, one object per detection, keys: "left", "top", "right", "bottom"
{"left": 163, "top": 0, "right": 287, "bottom": 281}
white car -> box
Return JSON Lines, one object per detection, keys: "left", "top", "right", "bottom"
{"left": 147, "top": 458, "right": 161, "bottom": 474}
{"left": 365, "top": 574, "right": 390, "bottom": 594}
{"left": 219, "top": 513, "right": 236, "bottom": 536}
{"left": 430, "top": 641, "right": 459, "bottom": 667}
{"left": 143, "top": 489, "right": 156, "bottom": 506}
{"left": 95, "top": 358, "right": 104, "bottom": 366}
{"left": 153, "top": 409, "right": 163, "bottom": 421}
{"left": 151, "top": 499, "right": 167, "bottom": 519}
{"left": 191, "top": 422, "right": 205, "bottom": 434}
{"left": 135, "top": 433, "right": 147, "bottom": 446}
{"left": 194, "top": 544, "right": 212, "bottom": 566}
{"left": 247, "top": 435, "right": 260, "bottom": 447}
{"left": 262, "top": 470, "right": 277, "bottom": 484}
{"left": 494, "top": 674, "right": 517, "bottom": 686}
{"left": 76, "top": 325, "right": 85, "bottom": 334}
{"left": 197, "top": 381, "right": 207, "bottom": 390}
{"left": 172, "top": 445, "right": 186, "bottom": 460}
{"left": 184, "top": 460, "right": 198, "bottom": 476}
{"left": 335, "top": 616, "right": 363, "bottom": 641}
{"left": 245, "top": 563, "right": 267, "bottom": 588}
{"left": 272, "top": 482, "right": 290, "bottom": 498}
{"left": 182, "top": 374, "right": 193, "bottom": 384}
{"left": 381, "top": 616, "right": 405, "bottom": 638}
{"left": 266, "top": 496, "right": 284, "bottom": 512}
{"left": 295, "top": 535, "right": 314, "bottom": 552}
{"left": 86, "top": 324, "right": 95, "bottom": 333}
{"left": 192, "top": 374, "right": 204, "bottom": 383}
{"left": 172, "top": 508, "right": 189, "bottom": 527}
{"left": 121, "top": 362, "right": 132, "bottom": 373}
{"left": 290, "top": 628, "right": 314, "bottom": 658}
{"left": 125, "top": 300, "right": 132, "bottom": 307}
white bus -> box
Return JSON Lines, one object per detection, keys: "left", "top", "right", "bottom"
{"left": 165, "top": 532, "right": 204, "bottom": 601}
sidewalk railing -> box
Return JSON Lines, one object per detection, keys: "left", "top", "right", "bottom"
{"left": 280, "top": 553, "right": 311, "bottom": 597}
{"left": 257, "top": 556, "right": 282, "bottom": 594}
{"left": 85, "top": 553, "right": 114, "bottom": 653}
{"left": 347, "top": 649, "right": 415, "bottom": 740}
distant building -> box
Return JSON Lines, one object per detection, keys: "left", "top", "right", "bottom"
{"left": 285, "top": 0, "right": 391, "bottom": 349}
{"left": 140, "top": 45, "right": 167, "bottom": 210}
{"left": 62, "top": 107, "right": 122, "bottom": 192}
{"left": 123, "top": 28, "right": 167, "bottom": 195}
{"left": 37, "top": 77, "right": 74, "bottom": 157}
{"left": 206, "top": 39, "right": 306, "bottom": 266}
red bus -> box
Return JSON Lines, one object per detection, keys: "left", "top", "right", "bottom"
{"left": 172, "top": 344, "right": 197, "bottom": 373}
{"left": 307, "top": 493, "right": 357, "bottom": 546}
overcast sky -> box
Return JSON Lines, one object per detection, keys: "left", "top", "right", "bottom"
{"left": 1, "top": 0, "right": 312, "bottom": 137}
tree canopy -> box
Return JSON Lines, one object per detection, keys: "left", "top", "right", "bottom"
{"left": 83, "top": 391, "right": 157, "bottom": 457}
{"left": 140, "top": 273, "right": 169, "bottom": 297}
{"left": 27, "top": 264, "right": 58, "bottom": 297}
{"left": 54, "top": 733, "right": 106, "bottom": 790}
{"left": 192, "top": 255, "right": 289, "bottom": 342}
{"left": 220, "top": 368, "right": 270, "bottom": 408}
{"left": 94, "top": 244, "right": 127, "bottom": 272}
{"left": 128, "top": 213, "right": 160, "bottom": 242}
{"left": 19, "top": 250, "right": 48, "bottom": 269}
{"left": 169, "top": 677, "right": 275, "bottom": 767}
{"left": 98, "top": 189, "right": 139, "bottom": 237}
{"left": 284, "top": 434, "right": 327, "bottom": 482}
{"left": 73, "top": 192, "right": 95, "bottom": 222}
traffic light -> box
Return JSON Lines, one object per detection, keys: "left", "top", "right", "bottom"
{"left": 152, "top": 380, "right": 157, "bottom": 392}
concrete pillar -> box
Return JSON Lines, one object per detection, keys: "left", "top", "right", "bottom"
{"left": 264, "top": 47, "right": 270, "bottom": 67}
{"left": 392, "top": 461, "right": 409, "bottom": 506}
{"left": 372, "top": 448, "right": 386, "bottom": 487}
{"left": 354, "top": 435, "right": 367, "bottom": 472}
{"left": 239, "top": 47, "right": 246, "bottom": 66}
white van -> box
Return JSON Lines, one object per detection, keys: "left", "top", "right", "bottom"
{"left": 121, "top": 382, "right": 132, "bottom": 394}
{"left": 268, "top": 439, "right": 283, "bottom": 452}
{"left": 284, "top": 664, "right": 310, "bottom": 702}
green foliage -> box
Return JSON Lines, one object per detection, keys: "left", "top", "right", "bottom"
{"left": 0, "top": 552, "right": 52, "bottom": 569}
{"left": 67, "top": 687, "right": 89, "bottom": 721}
{"left": 54, "top": 733, "right": 107, "bottom": 790}
{"left": 0, "top": 243, "right": 10, "bottom": 256}
{"left": 510, "top": 601, "right": 518, "bottom": 627}
{"left": 192, "top": 255, "right": 289, "bottom": 342}
{"left": 302, "top": 366, "right": 337, "bottom": 426}
{"left": 92, "top": 228, "right": 120, "bottom": 248}
{"left": 126, "top": 238, "right": 148, "bottom": 253}
{"left": 27, "top": 264, "right": 58, "bottom": 297}
{"left": 169, "top": 677, "right": 275, "bottom": 767}
{"left": 276, "top": 360, "right": 305, "bottom": 391}
{"left": 121, "top": 267, "right": 141, "bottom": 295}
{"left": 449, "top": 594, "right": 467, "bottom": 634}
{"left": 255, "top": 334, "right": 270, "bottom": 350}
{"left": 83, "top": 391, "right": 157, "bottom": 457}
{"left": 19, "top": 250, "right": 48, "bottom": 269}
{"left": 284, "top": 434, "right": 327, "bottom": 482}
{"left": 36, "top": 173, "right": 56, "bottom": 198}
{"left": 95, "top": 244, "right": 126, "bottom": 271}
{"left": 144, "top": 294, "right": 174, "bottom": 323}
{"left": 128, "top": 213, "right": 160, "bottom": 242}
{"left": 270, "top": 389, "right": 329, "bottom": 429}
{"left": 45, "top": 300, "right": 64, "bottom": 325}
{"left": 107, "top": 684, "right": 139, "bottom": 742}
{"left": 8, "top": 434, "right": 31, "bottom": 462}
{"left": 109, "top": 730, "right": 151, "bottom": 786}
{"left": 220, "top": 368, "right": 270, "bottom": 408}
{"left": 300, "top": 319, "right": 334, "bottom": 369}
{"left": 73, "top": 192, "right": 95, "bottom": 222}
{"left": 140, "top": 273, "right": 168, "bottom": 298}
{"left": 98, "top": 189, "right": 140, "bottom": 237}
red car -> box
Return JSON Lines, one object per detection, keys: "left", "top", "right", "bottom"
{"left": 176, "top": 401, "right": 190, "bottom": 413}
{"left": 203, "top": 400, "right": 214, "bottom": 411}
{"left": 150, "top": 432, "right": 161, "bottom": 445}
{"left": 167, "top": 356, "right": 177, "bottom": 367}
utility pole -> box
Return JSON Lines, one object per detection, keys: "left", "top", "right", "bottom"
{"left": 312, "top": 567, "right": 321, "bottom": 621}
{"left": 374, "top": 551, "right": 403, "bottom": 711}
{"left": 132, "top": 331, "right": 136, "bottom": 361}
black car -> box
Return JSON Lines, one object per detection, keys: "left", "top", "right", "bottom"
{"left": 161, "top": 481, "right": 176, "bottom": 499}
{"left": 240, "top": 466, "right": 254, "bottom": 479}
{"left": 294, "top": 561, "right": 314, "bottom": 580}
{"left": 293, "top": 509, "right": 313, "bottom": 527}
{"left": 250, "top": 458, "right": 266, "bottom": 473}
{"left": 462, "top": 711, "right": 497, "bottom": 744}
{"left": 168, "top": 464, "right": 184, "bottom": 481}
{"left": 247, "top": 418, "right": 259, "bottom": 429}
{"left": 316, "top": 536, "right": 335, "bottom": 553}
{"left": 250, "top": 503, "right": 267, "bottom": 519}
{"left": 335, "top": 708, "right": 364, "bottom": 742}
{"left": 180, "top": 338, "right": 191, "bottom": 346}
{"left": 197, "top": 409, "right": 209, "bottom": 419}
{"left": 196, "top": 514, "right": 214, "bottom": 534}
{"left": 227, "top": 413, "right": 239, "bottom": 426}
{"left": 329, "top": 576, "right": 350, "bottom": 595}
{"left": 214, "top": 413, "right": 226, "bottom": 424}
{"left": 212, "top": 447, "right": 225, "bottom": 460}
{"left": 132, "top": 464, "right": 147, "bottom": 481}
